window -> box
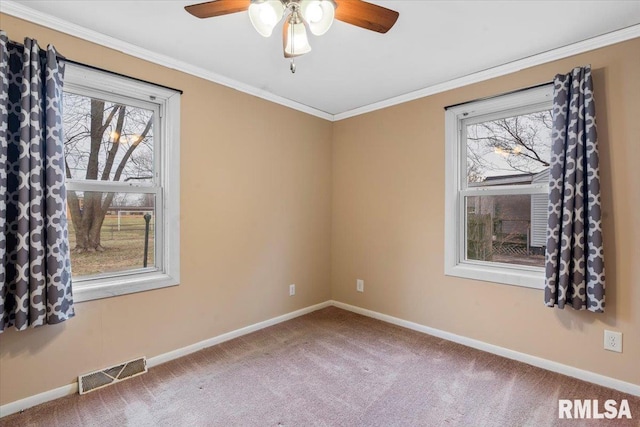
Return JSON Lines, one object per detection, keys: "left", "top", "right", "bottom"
{"left": 63, "top": 64, "right": 180, "bottom": 302}
{"left": 444, "top": 85, "right": 553, "bottom": 288}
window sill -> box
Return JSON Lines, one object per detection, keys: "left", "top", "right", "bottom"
{"left": 445, "top": 262, "right": 544, "bottom": 289}
{"left": 72, "top": 272, "right": 179, "bottom": 303}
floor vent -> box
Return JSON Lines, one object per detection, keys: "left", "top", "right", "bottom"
{"left": 78, "top": 357, "right": 147, "bottom": 395}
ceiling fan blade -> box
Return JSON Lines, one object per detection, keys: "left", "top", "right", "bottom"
{"left": 334, "top": 0, "right": 399, "bottom": 34}
{"left": 185, "top": 0, "right": 250, "bottom": 19}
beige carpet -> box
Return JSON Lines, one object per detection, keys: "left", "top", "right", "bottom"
{"left": 2, "top": 307, "right": 638, "bottom": 426}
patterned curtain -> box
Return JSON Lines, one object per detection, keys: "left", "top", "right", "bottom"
{"left": 0, "top": 32, "right": 74, "bottom": 332}
{"left": 544, "top": 65, "right": 605, "bottom": 312}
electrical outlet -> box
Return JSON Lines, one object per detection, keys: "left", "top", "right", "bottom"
{"left": 289, "top": 284, "right": 295, "bottom": 296}
{"left": 356, "top": 279, "right": 364, "bottom": 293}
{"left": 604, "top": 330, "right": 622, "bottom": 353}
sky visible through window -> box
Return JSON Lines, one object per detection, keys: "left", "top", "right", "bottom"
{"left": 466, "top": 110, "right": 552, "bottom": 183}
{"left": 63, "top": 91, "right": 157, "bottom": 275}
{"left": 63, "top": 92, "right": 154, "bottom": 184}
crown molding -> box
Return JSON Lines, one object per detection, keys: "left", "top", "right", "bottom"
{"left": 333, "top": 24, "right": 640, "bottom": 121}
{"left": 0, "top": 0, "right": 334, "bottom": 121}
{"left": 1, "top": 1, "right": 638, "bottom": 122}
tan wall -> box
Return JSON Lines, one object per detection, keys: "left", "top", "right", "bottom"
{"left": 0, "top": 14, "right": 333, "bottom": 405}
{"left": 1, "top": 13, "right": 639, "bottom": 408}
{"left": 332, "top": 38, "right": 640, "bottom": 386}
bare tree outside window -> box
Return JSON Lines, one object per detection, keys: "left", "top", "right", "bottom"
{"left": 466, "top": 110, "right": 552, "bottom": 183}
{"left": 464, "top": 109, "right": 553, "bottom": 267}
{"left": 63, "top": 92, "right": 156, "bottom": 276}
{"left": 445, "top": 86, "right": 553, "bottom": 288}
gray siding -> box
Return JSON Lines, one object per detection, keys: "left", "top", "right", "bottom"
{"left": 530, "top": 169, "right": 550, "bottom": 248}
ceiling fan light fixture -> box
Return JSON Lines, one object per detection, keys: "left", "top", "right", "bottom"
{"left": 185, "top": 0, "right": 399, "bottom": 72}
{"left": 283, "top": 14, "right": 312, "bottom": 57}
{"left": 300, "top": 0, "right": 336, "bottom": 36}
{"left": 248, "top": 0, "right": 285, "bottom": 37}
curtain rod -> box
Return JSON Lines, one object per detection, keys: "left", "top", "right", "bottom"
{"left": 444, "top": 81, "right": 552, "bottom": 110}
{"left": 7, "top": 39, "right": 183, "bottom": 95}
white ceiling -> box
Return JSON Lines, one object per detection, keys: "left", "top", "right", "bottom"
{"left": 4, "top": 1, "right": 640, "bottom": 118}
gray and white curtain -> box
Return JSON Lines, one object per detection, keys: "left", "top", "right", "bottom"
{"left": 544, "top": 65, "right": 605, "bottom": 312}
{"left": 0, "top": 31, "right": 74, "bottom": 332}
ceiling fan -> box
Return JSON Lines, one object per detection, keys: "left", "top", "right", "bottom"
{"left": 185, "top": 0, "right": 399, "bottom": 72}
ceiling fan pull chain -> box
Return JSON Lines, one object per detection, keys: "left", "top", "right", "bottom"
{"left": 290, "top": 15, "right": 296, "bottom": 73}
{"left": 185, "top": 0, "right": 400, "bottom": 74}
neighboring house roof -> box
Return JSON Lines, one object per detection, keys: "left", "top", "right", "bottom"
{"left": 468, "top": 168, "right": 549, "bottom": 187}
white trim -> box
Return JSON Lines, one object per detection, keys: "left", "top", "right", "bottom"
{"left": 452, "top": 86, "right": 553, "bottom": 121}
{"left": 65, "top": 181, "right": 158, "bottom": 193}
{"left": 146, "top": 301, "right": 332, "bottom": 368}
{"left": 461, "top": 185, "right": 549, "bottom": 197}
{"left": 0, "top": 300, "right": 332, "bottom": 418}
{"left": 444, "top": 85, "right": 552, "bottom": 289}
{"left": 73, "top": 271, "right": 178, "bottom": 303}
{"left": 332, "top": 301, "right": 640, "bottom": 397}
{"left": 333, "top": 24, "right": 640, "bottom": 121}
{"left": 163, "top": 91, "right": 181, "bottom": 298}
{"left": 444, "top": 108, "right": 460, "bottom": 281}
{"left": 1, "top": 0, "right": 638, "bottom": 121}
{"left": 0, "top": 383, "right": 78, "bottom": 419}
{"left": 446, "top": 262, "right": 544, "bottom": 290}
{"left": 0, "top": 0, "right": 333, "bottom": 122}
{"left": 2, "top": 299, "right": 638, "bottom": 418}
{"left": 63, "top": 62, "right": 181, "bottom": 302}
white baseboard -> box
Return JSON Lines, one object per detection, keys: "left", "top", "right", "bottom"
{"left": 3, "top": 298, "right": 638, "bottom": 418}
{"left": 331, "top": 300, "right": 640, "bottom": 397}
{"left": 0, "top": 383, "right": 78, "bottom": 419}
{"left": 0, "top": 300, "right": 332, "bottom": 418}
{"left": 146, "top": 301, "right": 332, "bottom": 368}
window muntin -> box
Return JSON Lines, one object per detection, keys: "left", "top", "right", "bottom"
{"left": 64, "top": 89, "right": 161, "bottom": 278}
{"left": 62, "top": 63, "right": 180, "bottom": 302}
{"left": 445, "top": 85, "right": 553, "bottom": 288}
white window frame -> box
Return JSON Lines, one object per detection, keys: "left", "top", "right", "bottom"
{"left": 63, "top": 63, "right": 180, "bottom": 302}
{"left": 444, "top": 85, "right": 552, "bottom": 289}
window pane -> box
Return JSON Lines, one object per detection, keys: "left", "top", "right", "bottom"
{"left": 466, "top": 110, "right": 552, "bottom": 186}
{"left": 67, "top": 191, "right": 156, "bottom": 277}
{"left": 63, "top": 92, "right": 154, "bottom": 183}
{"left": 465, "top": 195, "right": 545, "bottom": 267}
